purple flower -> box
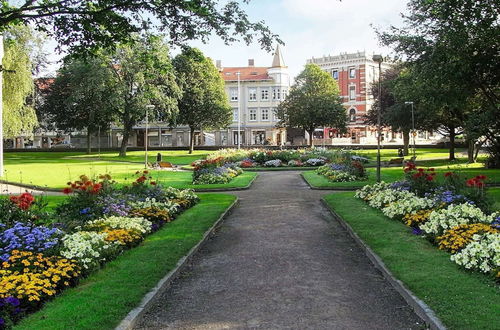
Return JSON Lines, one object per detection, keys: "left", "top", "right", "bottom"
{"left": 0, "top": 317, "right": 5, "bottom": 326}
{"left": 412, "top": 227, "right": 423, "bottom": 235}
{"left": 5, "top": 297, "right": 20, "bottom": 307}
{"left": 0, "top": 222, "right": 60, "bottom": 262}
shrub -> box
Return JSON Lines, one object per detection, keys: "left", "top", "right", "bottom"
{"left": 264, "top": 159, "right": 282, "bottom": 167}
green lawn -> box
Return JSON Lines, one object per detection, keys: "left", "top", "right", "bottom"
{"left": 15, "top": 193, "right": 236, "bottom": 330}
{"left": 2, "top": 152, "right": 255, "bottom": 190}
{"left": 323, "top": 193, "right": 500, "bottom": 330}
{"left": 353, "top": 147, "right": 468, "bottom": 161}
{"left": 303, "top": 162, "right": 500, "bottom": 189}
{"left": 69, "top": 149, "right": 208, "bottom": 165}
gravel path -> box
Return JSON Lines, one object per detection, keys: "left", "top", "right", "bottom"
{"left": 135, "top": 171, "right": 424, "bottom": 330}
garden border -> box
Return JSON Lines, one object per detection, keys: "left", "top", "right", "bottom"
{"left": 192, "top": 172, "right": 257, "bottom": 192}
{"left": 115, "top": 197, "right": 239, "bottom": 330}
{"left": 299, "top": 173, "right": 360, "bottom": 191}
{"left": 0, "top": 173, "right": 258, "bottom": 194}
{"left": 320, "top": 199, "right": 446, "bottom": 330}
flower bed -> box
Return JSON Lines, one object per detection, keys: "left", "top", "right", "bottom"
{"left": 0, "top": 172, "right": 199, "bottom": 328}
{"left": 204, "top": 148, "right": 368, "bottom": 168}
{"left": 316, "top": 159, "right": 367, "bottom": 182}
{"left": 355, "top": 162, "right": 499, "bottom": 280}
{"left": 192, "top": 157, "right": 243, "bottom": 185}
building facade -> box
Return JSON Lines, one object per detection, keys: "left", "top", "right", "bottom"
{"left": 306, "top": 51, "right": 440, "bottom": 145}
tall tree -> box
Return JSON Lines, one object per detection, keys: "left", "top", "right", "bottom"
{"left": 110, "top": 34, "right": 181, "bottom": 157}
{"left": 0, "top": 1, "right": 280, "bottom": 55}
{"left": 43, "top": 57, "right": 118, "bottom": 154}
{"left": 378, "top": 0, "right": 499, "bottom": 163}
{"left": 2, "top": 25, "right": 43, "bottom": 138}
{"left": 173, "top": 47, "right": 231, "bottom": 154}
{"left": 276, "top": 63, "right": 346, "bottom": 147}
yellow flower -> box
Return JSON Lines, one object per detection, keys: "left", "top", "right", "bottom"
{"left": 437, "top": 223, "right": 498, "bottom": 253}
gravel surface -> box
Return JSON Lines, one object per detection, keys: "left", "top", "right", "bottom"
{"left": 135, "top": 171, "right": 424, "bottom": 330}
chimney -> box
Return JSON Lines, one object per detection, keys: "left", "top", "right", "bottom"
{"left": 248, "top": 59, "right": 254, "bottom": 67}
{"left": 216, "top": 60, "right": 222, "bottom": 70}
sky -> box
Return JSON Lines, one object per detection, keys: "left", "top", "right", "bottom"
{"left": 42, "top": 0, "right": 410, "bottom": 79}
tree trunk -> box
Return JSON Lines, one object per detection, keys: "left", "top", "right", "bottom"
{"left": 308, "top": 129, "right": 314, "bottom": 147}
{"left": 467, "top": 138, "right": 476, "bottom": 163}
{"left": 86, "top": 129, "right": 92, "bottom": 154}
{"left": 449, "top": 127, "right": 456, "bottom": 161}
{"left": 189, "top": 126, "right": 195, "bottom": 154}
{"left": 402, "top": 130, "right": 410, "bottom": 157}
{"left": 119, "top": 124, "right": 131, "bottom": 157}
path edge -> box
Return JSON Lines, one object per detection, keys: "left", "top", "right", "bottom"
{"left": 115, "top": 197, "right": 239, "bottom": 330}
{"left": 320, "top": 198, "right": 447, "bottom": 330}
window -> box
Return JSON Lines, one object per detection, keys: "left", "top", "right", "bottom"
{"left": 261, "top": 108, "right": 269, "bottom": 121}
{"left": 248, "top": 88, "right": 257, "bottom": 101}
{"left": 249, "top": 108, "right": 257, "bottom": 121}
{"left": 272, "top": 87, "right": 281, "bottom": 101}
{"left": 281, "top": 89, "right": 288, "bottom": 100}
{"left": 230, "top": 88, "right": 238, "bottom": 101}
{"left": 349, "top": 85, "right": 356, "bottom": 100}
{"left": 232, "top": 108, "right": 238, "bottom": 122}
{"left": 332, "top": 69, "right": 339, "bottom": 80}
{"left": 349, "top": 67, "right": 356, "bottom": 79}
{"left": 261, "top": 88, "right": 269, "bottom": 101}
{"left": 349, "top": 108, "right": 356, "bottom": 122}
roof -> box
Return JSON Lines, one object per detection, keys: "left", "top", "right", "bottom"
{"left": 220, "top": 67, "right": 271, "bottom": 81}
{"left": 271, "top": 45, "right": 286, "bottom": 68}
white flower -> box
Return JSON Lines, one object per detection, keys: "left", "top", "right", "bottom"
{"left": 86, "top": 216, "right": 152, "bottom": 234}
{"left": 60, "top": 231, "right": 117, "bottom": 270}
{"left": 355, "top": 182, "right": 392, "bottom": 200}
{"left": 382, "top": 195, "right": 436, "bottom": 219}
{"left": 451, "top": 233, "right": 500, "bottom": 274}
{"left": 421, "top": 203, "right": 490, "bottom": 236}
{"left": 367, "top": 189, "right": 415, "bottom": 209}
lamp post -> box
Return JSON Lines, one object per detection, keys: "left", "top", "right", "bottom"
{"left": 405, "top": 101, "right": 416, "bottom": 160}
{"left": 236, "top": 71, "right": 241, "bottom": 149}
{"left": 145, "top": 105, "right": 155, "bottom": 169}
{"left": 372, "top": 54, "right": 383, "bottom": 182}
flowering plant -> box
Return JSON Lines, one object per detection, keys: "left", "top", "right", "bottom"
{"left": 403, "top": 162, "right": 437, "bottom": 196}
{"left": 0, "top": 222, "right": 61, "bottom": 262}
{"left": 382, "top": 195, "right": 436, "bottom": 220}
{"left": 85, "top": 216, "right": 152, "bottom": 235}
{"left": 9, "top": 193, "right": 35, "bottom": 210}
{"left": 60, "top": 231, "right": 119, "bottom": 271}
{"left": 367, "top": 189, "right": 415, "bottom": 209}
{"left": 403, "top": 209, "right": 434, "bottom": 227}
{"left": 0, "top": 250, "right": 80, "bottom": 302}
{"left": 305, "top": 158, "right": 326, "bottom": 166}
{"left": 354, "top": 182, "right": 392, "bottom": 201}
{"left": 0, "top": 296, "right": 21, "bottom": 329}
{"left": 264, "top": 159, "right": 282, "bottom": 167}
{"left": 450, "top": 233, "right": 500, "bottom": 276}
{"left": 420, "top": 203, "right": 490, "bottom": 236}
{"left": 239, "top": 159, "right": 256, "bottom": 168}
{"left": 437, "top": 223, "right": 499, "bottom": 253}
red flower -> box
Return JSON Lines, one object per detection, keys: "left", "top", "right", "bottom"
{"left": 150, "top": 181, "right": 157, "bottom": 185}
{"left": 428, "top": 168, "right": 435, "bottom": 171}
{"left": 426, "top": 175, "right": 434, "bottom": 181}
{"left": 62, "top": 188, "right": 73, "bottom": 194}
{"left": 444, "top": 172, "right": 453, "bottom": 177}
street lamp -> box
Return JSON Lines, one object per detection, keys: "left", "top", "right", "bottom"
{"left": 145, "top": 105, "right": 155, "bottom": 169}
{"left": 236, "top": 71, "right": 241, "bottom": 150}
{"left": 372, "top": 54, "right": 383, "bottom": 182}
{"left": 405, "top": 101, "right": 416, "bottom": 160}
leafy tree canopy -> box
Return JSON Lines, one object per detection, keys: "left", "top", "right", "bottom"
{"left": 0, "top": 0, "right": 280, "bottom": 55}
{"left": 276, "top": 63, "right": 346, "bottom": 146}
{"left": 173, "top": 47, "right": 231, "bottom": 153}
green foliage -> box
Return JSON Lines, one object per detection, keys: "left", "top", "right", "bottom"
{"left": 109, "top": 34, "right": 181, "bottom": 156}
{"left": 0, "top": 1, "right": 280, "bottom": 55}
{"left": 2, "top": 25, "right": 40, "bottom": 137}
{"left": 42, "top": 56, "right": 118, "bottom": 149}
{"left": 276, "top": 64, "right": 346, "bottom": 146}
{"left": 173, "top": 47, "right": 231, "bottom": 153}
{"left": 378, "top": 0, "right": 500, "bottom": 162}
